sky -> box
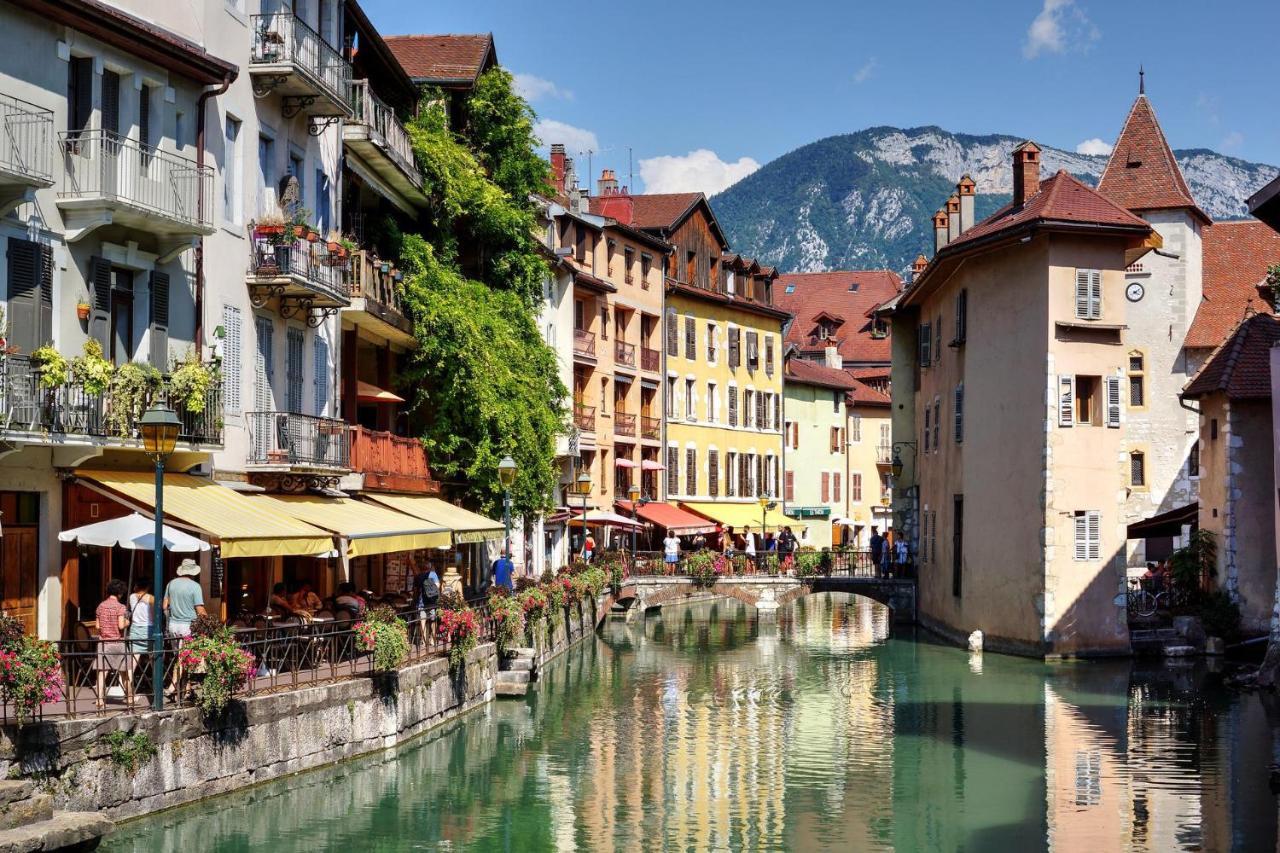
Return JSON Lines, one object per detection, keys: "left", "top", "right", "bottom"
{"left": 361, "top": 0, "right": 1280, "bottom": 196}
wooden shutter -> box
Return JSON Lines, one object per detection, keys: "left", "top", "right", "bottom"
{"left": 757, "top": 455, "right": 765, "bottom": 497}
{"left": 919, "top": 323, "right": 931, "bottom": 367}
{"left": 139, "top": 85, "right": 151, "bottom": 148}
{"left": 38, "top": 246, "right": 52, "bottom": 350}
{"left": 68, "top": 56, "right": 92, "bottom": 135}
{"left": 667, "top": 446, "right": 679, "bottom": 496}
{"left": 956, "top": 289, "right": 968, "bottom": 343}
{"left": 726, "top": 453, "right": 736, "bottom": 497}
{"left": 765, "top": 338, "right": 774, "bottom": 375}
{"left": 954, "top": 383, "right": 964, "bottom": 443}
{"left": 821, "top": 472, "right": 829, "bottom": 503}
{"left": 5, "top": 238, "right": 39, "bottom": 356}
{"left": 1074, "top": 513, "right": 1088, "bottom": 561}
{"left": 923, "top": 405, "right": 931, "bottom": 452}
{"left": 739, "top": 454, "right": 749, "bottom": 497}
{"left": 686, "top": 447, "right": 697, "bottom": 495}
{"left": 148, "top": 271, "right": 170, "bottom": 370}
{"left": 792, "top": 421, "right": 799, "bottom": 449}
{"left": 1105, "top": 375, "right": 1121, "bottom": 428}
{"left": 775, "top": 397, "right": 781, "bottom": 430}
{"left": 89, "top": 256, "right": 112, "bottom": 353}
{"left": 830, "top": 427, "right": 838, "bottom": 453}
{"left": 933, "top": 399, "right": 940, "bottom": 449}
{"left": 1058, "top": 375, "right": 1075, "bottom": 427}
{"left": 852, "top": 473, "right": 862, "bottom": 502}
{"left": 101, "top": 71, "right": 120, "bottom": 136}
{"left": 313, "top": 335, "right": 329, "bottom": 416}
{"left": 1075, "top": 270, "right": 1090, "bottom": 318}
{"left": 933, "top": 317, "right": 942, "bottom": 364}
{"left": 222, "top": 305, "right": 242, "bottom": 413}
{"left": 729, "top": 327, "right": 740, "bottom": 367}
{"left": 708, "top": 450, "right": 719, "bottom": 497}
{"left": 666, "top": 309, "right": 678, "bottom": 355}
{"left": 1089, "top": 271, "right": 1102, "bottom": 319}
{"left": 684, "top": 316, "right": 695, "bottom": 358}
{"left": 833, "top": 472, "right": 841, "bottom": 503}
{"left": 728, "top": 388, "right": 738, "bottom": 426}
{"left": 785, "top": 471, "right": 794, "bottom": 501}
{"left": 1076, "top": 270, "right": 1101, "bottom": 319}
{"left": 756, "top": 391, "right": 765, "bottom": 430}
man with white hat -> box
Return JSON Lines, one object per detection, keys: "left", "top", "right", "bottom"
{"left": 163, "top": 558, "right": 206, "bottom": 639}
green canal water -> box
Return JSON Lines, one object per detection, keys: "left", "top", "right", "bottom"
{"left": 105, "top": 594, "right": 1280, "bottom": 852}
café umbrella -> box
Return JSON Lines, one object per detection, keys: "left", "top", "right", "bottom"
{"left": 58, "top": 512, "right": 211, "bottom": 552}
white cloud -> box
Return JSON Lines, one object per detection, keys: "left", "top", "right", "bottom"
{"left": 1023, "top": 0, "right": 1099, "bottom": 59}
{"left": 853, "top": 58, "right": 878, "bottom": 84}
{"left": 533, "top": 119, "right": 599, "bottom": 156}
{"left": 638, "top": 149, "right": 761, "bottom": 196}
{"left": 1075, "top": 138, "right": 1113, "bottom": 156}
{"left": 513, "top": 73, "right": 572, "bottom": 102}
{"left": 1221, "top": 131, "right": 1244, "bottom": 152}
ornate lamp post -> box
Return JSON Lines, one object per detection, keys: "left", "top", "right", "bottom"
{"left": 497, "top": 455, "right": 517, "bottom": 564}
{"left": 575, "top": 471, "right": 592, "bottom": 560}
{"left": 758, "top": 496, "right": 777, "bottom": 572}
{"left": 626, "top": 483, "right": 649, "bottom": 561}
{"left": 140, "top": 404, "right": 180, "bottom": 711}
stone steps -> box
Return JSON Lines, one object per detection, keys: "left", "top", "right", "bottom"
{"left": 0, "top": 811, "right": 113, "bottom": 852}
{"left": 495, "top": 667, "right": 531, "bottom": 698}
{"left": 0, "top": 794, "right": 52, "bottom": 831}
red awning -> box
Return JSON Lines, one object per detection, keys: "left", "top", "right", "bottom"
{"left": 357, "top": 381, "right": 405, "bottom": 404}
{"left": 616, "top": 500, "right": 718, "bottom": 535}
{"left": 640, "top": 460, "right": 665, "bottom": 471}
{"left": 614, "top": 458, "right": 637, "bottom": 468}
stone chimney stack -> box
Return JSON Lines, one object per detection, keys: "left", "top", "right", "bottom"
{"left": 946, "top": 194, "right": 961, "bottom": 243}
{"left": 911, "top": 254, "right": 928, "bottom": 281}
{"left": 824, "top": 346, "right": 841, "bottom": 369}
{"left": 956, "top": 174, "right": 976, "bottom": 233}
{"left": 933, "top": 209, "right": 950, "bottom": 254}
{"left": 593, "top": 168, "right": 635, "bottom": 224}
{"left": 1012, "top": 141, "right": 1042, "bottom": 207}
{"left": 597, "top": 168, "right": 619, "bottom": 196}
{"left": 550, "top": 144, "right": 566, "bottom": 195}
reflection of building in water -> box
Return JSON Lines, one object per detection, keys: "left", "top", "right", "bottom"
{"left": 1044, "top": 684, "right": 1131, "bottom": 848}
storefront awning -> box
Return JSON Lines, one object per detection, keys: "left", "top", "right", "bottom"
{"left": 362, "top": 494, "right": 503, "bottom": 545}
{"left": 614, "top": 458, "right": 637, "bottom": 468}
{"left": 679, "top": 501, "right": 798, "bottom": 533}
{"left": 568, "top": 510, "right": 646, "bottom": 529}
{"left": 640, "top": 460, "right": 665, "bottom": 471}
{"left": 616, "top": 501, "right": 717, "bottom": 535}
{"left": 1127, "top": 502, "right": 1198, "bottom": 540}
{"left": 248, "top": 494, "right": 450, "bottom": 557}
{"left": 76, "top": 470, "right": 334, "bottom": 559}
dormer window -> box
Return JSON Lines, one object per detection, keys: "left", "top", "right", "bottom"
{"left": 785, "top": 284, "right": 796, "bottom": 294}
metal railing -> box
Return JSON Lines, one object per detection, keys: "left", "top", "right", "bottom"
{"left": 0, "top": 354, "right": 222, "bottom": 444}
{"left": 349, "top": 249, "right": 405, "bottom": 317}
{"left": 614, "top": 412, "right": 635, "bottom": 437}
{"left": 347, "top": 79, "right": 421, "bottom": 186}
{"left": 876, "top": 445, "right": 893, "bottom": 464}
{"left": 248, "top": 234, "right": 350, "bottom": 302}
{"left": 573, "top": 328, "right": 596, "bottom": 357}
{"left": 59, "top": 130, "right": 211, "bottom": 229}
{"left": 610, "top": 547, "right": 913, "bottom": 580}
{"left": 250, "top": 13, "right": 350, "bottom": 104}
{"left": 246, "top": 410, "right": 351, "bottom": 468}
{"left": 614, "top": 341, "right": 636, "bottom": 367}
{"left": 640, "top": 346, "right": 660, "bottom": 372}
{"left": 573, "top": 403, "right": 596, "bottom": 432}
{"left": 0, "top": 94, "right": 52, "bottom": 184}
{"left": 640, "top": 415, "right": 661, "bottom": 440}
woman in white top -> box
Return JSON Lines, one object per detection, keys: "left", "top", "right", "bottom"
{"left": 127, "top": 579, "right": 153, "bottom": 655}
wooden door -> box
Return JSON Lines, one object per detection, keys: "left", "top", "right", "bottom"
{"left": 2, "top": 527, "right": 38, "bottom": 634}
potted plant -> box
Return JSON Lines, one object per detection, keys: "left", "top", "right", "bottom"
{"left": 0, "top": 616, "right": 62, "bottom": 725}
{"left": 253, "top": 210, "right": 287, "bottom": 242}
{"left": 325, "top": 229, "right": 342, "bottom": 254}
{"left": 177, "top": 618, "right": 255, "bottom": 717}
{"left": 75, "top": 300, "right": 91, "bottom": 321}
{"left": 488, "top": 588, "right": 525, "bottom": 658}
{"left": 70, "top": 340, "right": 113, "bottom": 396}
{"left": 305, "top": 227, "right": 320, "bottom": 243}
{"left": 288, "top": 209, "right": 311, "bottom": 240}
{"left": 355, "top": 606, "right": 410, "bottom": 673}
{"left": 437, "top": 605, "right": 480, "bottom": 672}
{"left": 28, "top": 346, "right": 68, "bottom": 390}
{"left": 168, "top": 349, "right": 216, "bottom": 414}
{"left": 339, "top": 236, "right": 357, "bottom": 259}
{"left": 107, "top": 361, "right": 162, "bottom": 438}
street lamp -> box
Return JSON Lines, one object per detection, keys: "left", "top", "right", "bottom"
{"left": 890, "top": 453, "right": 904, "bottom": 479}
{"left": 627, "top": 483, "right": 649, "bottom": 561}
{"left": 758, "top": 496, "right": 777, "bottom": 569}
{"left": 497, "top": 455, "right": 517, "bottom": 561}
{"left": 575, "top": 471, "right": 592, "bottom": 559}
{"left": 140, "top": 404, "right": 180, "bottom": 711}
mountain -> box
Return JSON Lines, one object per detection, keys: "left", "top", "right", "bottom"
{"left": 710, "top": 126, "right": 1279, "bottom": 275}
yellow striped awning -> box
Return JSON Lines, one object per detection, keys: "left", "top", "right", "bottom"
{"left": 248, "top": 494, "right": 450, "bottom": 557}
{"left": 362, "top": 494, "right": 503, "bottom": 545}
{"left": 679, "top": 501, "right": 798, "bottom": 533}
{"left": 76, "top": 470, "right": 334, "bottom": 559}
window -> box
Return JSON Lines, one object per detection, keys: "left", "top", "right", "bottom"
{"left": 850, "top": 414, "right": 861, "bottom": 442}
{"left": 664, "top": 378, "right": 674, "bottom": 418}
{"left": 791, "top": 421, "right": 800, "bottom": 450}
{"left": 728, "top": 385, "right": 738, "bottom": 427}
{"left": 223, "top": 116, "right": 242, "bottom": 226}
{"left": 686, "top": 250, "right": 696, "bottom": 284}
{"left": 67, "top": 56, "right": 92, "bottom": 137}
{"left": 1073, "top": 510, "right": 1101, "bottom": 561}
{"left": 830, "top": 427, "right": 841, "bottom": 453}
{"left": 1130, "top": 452, "right": 1146, "bottom": 488}
{"left": 1189, "top": 441, "right": 1200, "bottom": 477}
{"left": 833, "top": 472, "right": 842, "bottom": 503}
{"left": 1210, "top": 418, "right": 1218, "bottom": 440}
{"left": 852, "top": 473, "right": 862, "bottom": 502}
{"left": 954, "top": 383, "right": 964, "bottom": 443}
{"left": 576, "top": 226, "right": 589, "bottom": 263}
{"left": 314, "top": 335, "right": 329, "bottom": 416}
{"left": 923, "top": 405, "right": 931, "bottom": 452}
{"left": 746, "top": 331, "right": 759, "bottom": 368}
{"left": 600, "top": 376, "right": 608, "bottom": 415}
{"left": 785, "top": 283, "right": 796, "bottom": 294}
{"left": 765, "top": 337, "right": 775, "bottom": 375}
{"left": 666, "top": 308, "right": 678, "bottom": 356}
{"left": 726, "top": 452, "right": 738, "bottom": 497}
{"left": 919, "top": 322, "right": 932, "bottom": 367}
{"left": 685, "top": 378, "right": 695, "bottom": 420}
{"left": 932, "top": 398, "right": 940, "bottom": 451}
{"left": 728, "top": 327, "right": 741, "bottom": 368}
{"left": 706, "top": 382, "right": 717, "bottom": 422}
{"left": 708, "top": 449, "right": 719, "bottom": 497}
{"left": 707, "top": 322, "right": 718, "bottom": 363}
{"left": 286, "top": 327, "right": 305, "bottom": 412}
{"left": 315, "top": 168, "right": 331, "bottom": 234}
{"left": 955, "top": 289, "right": 968, "bottom": 344}
{"left": 757, "top": 392, "right": 767, "bottom": 431}
{"left": 686, "top": 447, "right": 697, "bottom": 495}
{"left": 832, "top": 390, "right": 841, "bottom": 414}
{"left": 623, "top": 246, "right": 634, "bottom": 284}
{"left": 743, "top": 390, "right": 754, "bottom": 429}
{"left": 667, "top": 446, "right": 680, "bottom": 496}
{"left": 684, "top": 316, "right": 695, "bottom": 359}
{"left": 1075, "top": 269, "right": 1102, "bottom": 320}
{"left": 606, "top": 240, "right": 616, "bottom": 277}
{"left": 600, "top": 305, "right": 608, "bottom": 340}
{"left": 641, "top": 254, "right": 651, "bottom": 289}
{"left": 222, "top": 305, "right": 242, "bottom": 413}
{"left": 287, "top": 152, "right": 304, "bottom": 217}
{"left": 1128, "top": 352, "right": 1145, "bottom": 407}
{"left": 933, "top": 316, "right": 942, "bottom": 365}
{"left": 257, "top": 135, "right": 274, "bottom": 217}
{"left": 138, "top": 83, "right": 153, "bottom": 160}
{"left": 1072, "top": 376, "right": 1099, "bottom": 426}
{"left": 921, "top": 512, "right": 930, "bottom": 564}
{"left": 821, "top": 472, "right": 830, "bottom": 503}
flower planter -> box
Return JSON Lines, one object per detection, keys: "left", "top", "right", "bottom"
{"left": 326, "top": 240, "right": 340, "bottom": 253}
{"left": 76, "top": 304, "right": 91, "bottom": 321}
{"left": 255, "top": 225, "right": 285, "bottom": 239}
{"left": 306, "top": 230, "right": 320, "bottom": 243}
{"left": 266, "top": 449, "right": 289, "bottom": 464}
{"left": 292, "top": 225, "right": 306, "bottom": 239}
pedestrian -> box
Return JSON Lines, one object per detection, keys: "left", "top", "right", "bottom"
{"left": 583, "top": 531, "right": 596, "bottom": 563}
{"left": 164, "top": 559, "right": 206, "bottom": 638}
{"left": 894, "top": 537, "right": 909, "bottom": 576}
{"left": 492, "top": 551, "right": 514, "bottom": 592}
{"left": 869, "top": 526, "right": 885, "bottom": 577}
{"left": 765, "top": 532, "right": 777, "bottom": 552}
{"left": 127, "top": 579, "right": 153, "bottom": 655}
{"left": 743, "top": 525, "right": 757, "bottom": 571}
{"left": 95, "top": 579, "right": 132, "bottom": 709}
{"left": 723, "top": 526, "right": 736, "bottom": 555}
{"left": 663, "top": 530, "right": 682, "bottom": 572}
{"left": 778, "top": 526, "right": 797, "bottom": 556}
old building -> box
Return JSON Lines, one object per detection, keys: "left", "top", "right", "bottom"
{"left": 773, "top": 270, "right": 899, "bottom": 371}
{"left": 782, "top": 354, "right": 857, "bottom": 548}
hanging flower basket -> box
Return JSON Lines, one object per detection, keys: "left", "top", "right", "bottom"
{"left": 306, "top": 229, "right": 320, "bottom": 243}
{"left": 326, "top": 240, "right": 340, "bottom": 253}
{"left": 291, "top": 224, "right": 307, "bottom": 239}
{"left": 75, "top": 302, "right": 91, "bottom": 321}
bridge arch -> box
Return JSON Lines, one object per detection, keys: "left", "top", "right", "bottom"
{"left": 614, "top": 576, "right": 915, "bottom": 624}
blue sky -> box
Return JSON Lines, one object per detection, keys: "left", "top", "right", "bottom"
{"left": 362, "top": 0, "right": 1279, "bottom": 195}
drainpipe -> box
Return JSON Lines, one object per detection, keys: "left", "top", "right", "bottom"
{"left": 194, "top": 73, "right": 235, "bottom": 361}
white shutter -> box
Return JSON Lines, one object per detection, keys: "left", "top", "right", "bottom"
{"left": 222, "top": 305, "right": 242, "bottom": 414}
{"left": 1105, "top": 375, "right": 1121, "bottom": 428}
{"left": 1087, "top": 510, "right": 1101, "bottom": 560}
{"left": 1074, "top": 513, "right": 1088, "bottom": 561}
{"left": 1058, "top": 375, "right": 1075, "bottom": 427}
{"left": 313, "top": 335, "right": 330, "bottom": 416}
{"left": 1089, "top": 270, "right": 1102, "bottom": 319}
{"left": 1075, "top": 270, "right": 1091, "bottom": 319}
{"left": 954, "top": 383, "right": 964, "bottom": 444}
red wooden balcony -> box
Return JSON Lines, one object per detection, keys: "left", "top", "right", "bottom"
{"left": 349, "top": 425, "right": 440, "bottom": 493}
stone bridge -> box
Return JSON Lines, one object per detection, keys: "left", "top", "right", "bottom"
{"left": 613, "top": 575, "right": 917, "bottom": 624}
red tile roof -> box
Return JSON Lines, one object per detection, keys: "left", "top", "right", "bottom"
{"left": 784, "top": 357, "right": 859, "bottom": 391}
{"left": 383, "top": 34, "right": 495, "bottom": 85}
{"left": 774, "top": 271, "right": 901, "bottom": 364}
{"left": 847, "top": 379, "right": 892, "bottom": 408}
{"left": 590, "top": 193, "right": 702, "bottom": 231}
{"left": 1183, "top": 312, "right": 1280, "bottom": 400}
{"left": 845, "top": 366, "right": 890, "bottom": 380}
{"left": 1097, "top": 95, "right": 1209, "bottom": 222}
{"left": 1185, "top": 220, "right": 1280, "bottom": 348}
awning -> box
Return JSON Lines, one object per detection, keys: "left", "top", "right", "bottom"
{"left": 568, "top": 510, "right": 645, "bottom": 529}
{"left": 680, "top": 501, "right": 799, "bottom": 533}
{"left": 357, "top": 380, "right": 405, "bottom": 404}
{"left": 59, "top": 512, "right": 211, "bottom": 552}
{"left": 640, "top": 460, "right": 665, "bottom": 471}
{"left": 614, "top": 458, "right": 637, "bottom": 468}
{"left": 362, "top": 494, "right": 503, "bottom": 544}
{"left": 76, "top": 470, "right": 334, "bottom": 559}
{"left": 1127, "top": 502, "right": 1198, "bottom": 540}
{"left": 248, "top": 494, "right": 450, "bottom": 557}
{"left": 616, "top": 501, "right": 717, "bottom": 535}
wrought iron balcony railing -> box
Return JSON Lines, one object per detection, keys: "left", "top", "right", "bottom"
{"left": 573, "top": 403, "right": 596, "bottom": 433}
{"left": 249, "top": 13, "right": 350, "bottom": 109}
{"left": 640, "top": 346, "right": 660, "bottom": 372}
{"left": 573, "top": 328, "right": 596, "bottom": 358}
{"left": 0, "top": 94, "right": 53, "bottom": 186}
{"left": 248, "top": 234, "right": 350, "bottom": 308}
{"left": 614, "top": 341, "right": 636, "bottom": 367}
{"left": 614, "top": 412, "right": 636, "bottom": 437}
{"left": 246, "top": 410, "right": 350, "bottom": 469}
{"left": 640, "top": 415, "right": 661, "bottom": 440}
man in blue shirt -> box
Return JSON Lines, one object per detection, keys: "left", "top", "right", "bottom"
{"left": 493, "top": 551, "right": 515, "bottom": 591}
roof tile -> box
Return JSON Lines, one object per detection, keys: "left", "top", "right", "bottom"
{"left": 383, "top": 34, "right": 494, "bottom": 84}
{"left": 774, "top": 271, "right": 902, "bottom": 364}
{"left": 1183, "top": 312, "right": 1280, "bottom": 400}
{"left": 1097, "top": 95, "right": 1208, "bottom": 221}
{"left": 1185, "top": 220, "right": 1280, "bottom": 348}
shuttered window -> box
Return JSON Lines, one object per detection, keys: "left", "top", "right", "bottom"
{"left": 852, "top": 473, "right": 862, "bottom": 502}
{"left": 148, "top": 271, "right": 170, "bottom": 370}
{"left": 757, "top": 455, "right": 765, "bottom": 497}
{"left": 708, "top": 449, "right": 719, "bottom": 497}
{"left": 1105, "top": 375, "right": 1121, "bottom": 428}
{"left": 1075, "top": 269, "right": 1102, "bottom": 319}
{"left": 67, "top": 56, "right": 92, "bottom": 136}
{"left": 222, "top": 305, "right": 242, "bottom": 413}
{"left": 756, "top": 391, "right": 766, "bottom": 431}
{"left": 88, "top": 256, "right": 113, "bottom": 353}
{"left": 101, "top": 70, "right": 120, "bottom": 136}
{"left": 785, "top": 471, "right": 795, "bottom": 501}
{"left": 5, "top": 238, "right": 52, "bottom": 357}
{"left": 666, "top": 308, "right": 678, "bottom": 356}
{"left": 955, "top": 289, "right": 968, "bottom": 344}
{"left": 932, "top": 399, "right": 940, "bottom": 451}
{"left": 666, "top": 446, "right": 679, "bottom": 496}
{"left": 286, "top": 327, "right": 304, "bottom": 413}
{"left": 745, "top": 331, "right": 759, "bottom": 367}
{"left": 775, "top": 396, "right": 782, "bottom": 430}
{"left": 728, "top": 386, "right": 738, "bottom": 426}
{"left": 923, "top": 405, "right": 931, "bottom": 452}
{"left": 954, "top": 383, "right": 964, "bottom": 443}
{"left": 933, "top": 316, "right": 942, "bottom": 366}
{"left": 773, "top": 458, "right": 779, "bottom": 498}
{"left": 739, "top": 454, "right": 750, "bottom": 498}
{"left": 314, "top": 335, "right": 330, "bottom": 416}
{"left": 685, "top": 447, "right": 697, "bottom": 495}
{"left": 726, "top": 452, "right": 737, "bottom": 497}
{"left": 833, "top": 472, "right": 841, "bottom": 504}
{"left": 1059, "top": 375, "right": 1075, "bottom": 427}
{"left": 728, "top": 327, "right": 740, "bottom": 367}
{"left": 765, "top": 337, "right": 774, "bottom": 375}
{"left": 821, "top": 472, "right": 830, "bottom": 503}
{"left": 850, "top": 414, "right": 861, "bottom": 442}
{"left": 1073, "top": 510, "right": 1101, "bottom": 561}
{"left": 919, "top": 322, "right": 932, "bottom": 367}
{"left": 830, "top": 427, "right": 840, "bottom": 453}
{"left": 684, "top": 316, "right": 695, "bottom": 359}
{"left": 743, "top": 390, "right": 753, "bottom": 428}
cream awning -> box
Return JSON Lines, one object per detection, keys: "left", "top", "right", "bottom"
{"left": 76, "top": 470, "right": 334, "bottom": 559}
{"left": 362, "top": 494, "right": 503, "bottom": 545}
{"left": 248, "top": 493, "right": 450, "bottom": 557}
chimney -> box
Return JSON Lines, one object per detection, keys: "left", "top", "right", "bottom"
{"left": 1012, "top": 141, "right": 1042, "bottom": 207}
{"left": 956, "top": 174, "right": 976, "bottom": 234}
{"left": 597, "top": 168, "right": 619, "bottom": 196}
{"left": 911, "top": 254, "right": 928, "bottom": 280}
{"left": 593, "top": 169, "right": 634, "bottom": 225}
{"left": 824, "top": 346, "right": 841, "bottom": 369}
{"left": 933, "top": 208, "right": 949, "bottom": 254}
{"left": 946, "top": 194, "right": 961, "bottom": 243}
{"left": 550, "top": 144, "right": 566, "bottom": 195}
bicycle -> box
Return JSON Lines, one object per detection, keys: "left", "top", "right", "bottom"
{"left": 1127, "top": 579, "right": 1158, "bottom": 618}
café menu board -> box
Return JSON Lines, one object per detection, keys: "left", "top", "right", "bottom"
{"left": 211, "top": 549, "right": 224, "bottom": 598}
{"left": 384, "top": 552, "right": 410, "bottom": 594}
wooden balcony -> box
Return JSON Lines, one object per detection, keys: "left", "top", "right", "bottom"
{"left": 615, "top": 412, "right": 636, "bottom": 437}
{"left": 349, "top": 425, "right": 439, "bottom": 494}
{"left": 344, "top": 79, "right": 426, "bottom": 208}
{"left": 345, "top": 249, "right": 413, "bottom": 346}
{"left": 640, "top": 346, "right": 660, "bottom": 372}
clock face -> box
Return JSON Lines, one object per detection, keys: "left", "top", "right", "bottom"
{"left": 1126, "top": 282, "right": 1145, "bottom": 303}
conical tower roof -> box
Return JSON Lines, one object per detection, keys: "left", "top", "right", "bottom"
{"left": 1097, "top": 92, "right": 1209, "bottom": 223}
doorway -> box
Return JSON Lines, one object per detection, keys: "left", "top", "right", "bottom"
{"left": 0, "top": 492, "right": 39, "bottom": 634}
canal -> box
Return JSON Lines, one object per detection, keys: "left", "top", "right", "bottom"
{"left": 106, "top": 594, "right": 1280, "bottom": 851}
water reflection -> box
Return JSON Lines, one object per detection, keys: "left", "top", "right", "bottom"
{"left": 106, "top": 594, "right": 1280, "bottom": 852}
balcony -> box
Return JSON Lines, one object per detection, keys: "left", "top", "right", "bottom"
{"left": 345, "top": 80, "right": 425, "bottom": 205}
{"left": 615, "top": 412, "right": 636, "bottom": 437}
{"left": 345, "top": 249, "right": 412, "bottom": 345}
{"left": 249, "top": 14, "right": 351, "bottom": 118}
{"left": 573, "top": 328, "right": 596, "bottom": 361}
{"left": 0, "top": 94, "right": 53, "bottom": 213}
{"left": 614, "top": 341, "right": 636, "bottom": 368}
{"left": 573, "top": 403, "right": 596, "bottom": 433}
{"left": 246, "top": 411, "right": 350, "bottom": 471}
{"left": 349, "top": 425, "right": 438, "bottom": 494}
{"left": 640, "top": 346, "right": 660, "bottom": 373}
{"left": 877, "top": 445, "right": 893, "bottom": 465}
{"left": 57, "top": 131, "right": 212, "bottom": 243}
{"left": 640, "top": 415, "right": 661, "bottom": 441}
{"left": 0, "top": 355, "right": 221, "bottom": 448}
{"left": 247, "top": 231, "right": 351, "bottom": 314}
